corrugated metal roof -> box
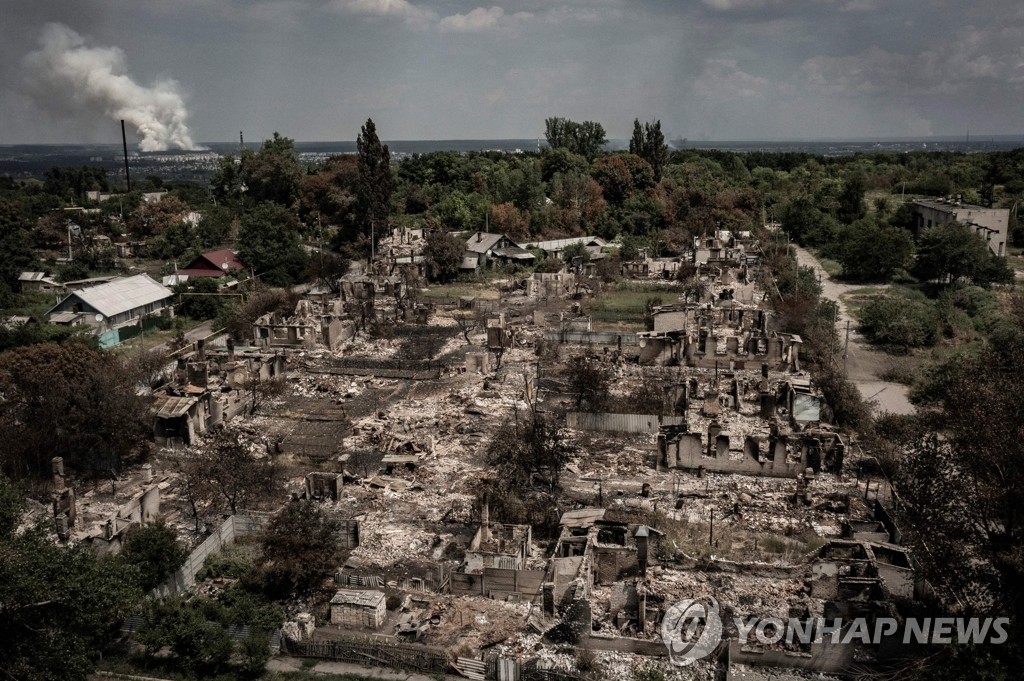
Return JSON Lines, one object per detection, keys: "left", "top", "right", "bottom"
{"left": 49, "top": 311, "right": 82, "bottom": 324}
{"left": 18, "top": 271, "right": 46, "bottom": 282}
{"left": 62, "top": 274, "right": 171, "bottom": 319}
{"left": 152, "top": 395, "right": 199, "bottom": 418}
{"left": 523, "top": 236, "right": 607, "bottom": 251}
{"left": 492, "top": 246, "right": 536, "bottom": 260}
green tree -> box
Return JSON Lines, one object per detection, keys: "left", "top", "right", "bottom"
{"left": 591, "top": 156, "right": 635, "bottom": 206}
{"left": 0, "top": 344, "right": 149, "bottom": 479}
{"left": 859, "top": 293, "right": 941, "bottom": 351}
{"left": 836, "top": 173, "right": 867, "bottom": 224}
{"left": 544, "top": 117, "right": 607, "bottom": 160}
{"left": 0, "top": 200, "right": 37, "bottom": 296}
{"left": 424, "top": 227, "right": 465, "bottom": 282}
{"left": 356, "top": 118, "right": 393, "bottom": 261}
{"left": 485, "top": 412, "right": 575, "bottom": 495}
{"left": 629, "top": 119, "right": 669, "bottom": 181}
{"left": 883, "top": 332, "right": 1024, "bottom": 652}
{"left": 913, "top": 222, "right": 1013, "bottom": 286}
{"left": 566, "top": 355, "right": 612, "bottom": 411}
{"left": 835, "top": 218, "right": 914, "bottom": 282}
{"left": 260, "top": 501, "right": 346, "bottom": 598}
{"left": 240, "top": 132, "right": 303, "bottom": 207}
{"left": 120, "top": 519, "right": 188, "bottom": 592}
{"left": 196, "top": 431, "right": 281, "bottom": 515}
{"left": 138, "top": 598, "right": 234, "bottom": 676}
{"left": 237, "top": 203, "right": 309, "bottom": 286}
{"left": 177, "top": 277, "right": 223, "bottom": 320}
{"left": 561, "top": 242, "right": 591, "bottom": 265}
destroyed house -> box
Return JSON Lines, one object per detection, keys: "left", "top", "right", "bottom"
{"left": 659, "top": 422, "right": 845, "bottom": 478}
{"left": 462, "top": 232, "right": 532, "bottom": 271}
{"left": 639, "top": 302, "right": 802, "bottom": 371}
{"left": 253, "top": 300, "right": 354, "bottom": 351}
{"left": 555, "top": 509, "right": 660, "bottom": 585}
{"left": 152, "top": 349, "right": 285, "bottom": 445}
{"left": 464, "top": 521, "right": 532, "bottom": 573}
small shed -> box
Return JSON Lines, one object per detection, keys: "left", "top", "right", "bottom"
{"left": 330, "top": 589, "right": 386, "bottom": 629}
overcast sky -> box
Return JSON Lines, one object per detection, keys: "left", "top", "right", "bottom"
{"left": 2, "top": 0, "right": 1024, "bottom": 145}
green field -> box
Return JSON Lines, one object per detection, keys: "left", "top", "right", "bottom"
{"left": 586, "top": 282, "right": 680, "bottom": 330}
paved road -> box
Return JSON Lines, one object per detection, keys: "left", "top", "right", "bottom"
{"left": 792, "top": 246, "right": 916, "bottom": 416}
{"left": 267, "top": 656, "right": 459, "bottom": 681}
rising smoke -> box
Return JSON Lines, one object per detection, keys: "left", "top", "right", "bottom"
{"left": 24, "top": 23, "right": 199, "bottom": 151}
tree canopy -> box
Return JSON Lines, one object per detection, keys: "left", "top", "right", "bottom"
{"left": 544, "top": 117, "right": 607, "bottom": 160}
{"left": 629, "top": 119, "right": 669, "bottom": 181}
{"left": 0, "top": 343, "right": 149, "bottom": 479}
{"left": 913, "top": 222, "right": 1013, "bottom": 286}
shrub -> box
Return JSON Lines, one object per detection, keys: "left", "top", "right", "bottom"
{"left": 859, "top": 293, "right": 940, "bottom": 351}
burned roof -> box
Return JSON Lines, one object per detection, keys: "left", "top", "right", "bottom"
{"left": 152, "top": 395, "right": 199, "bottom": 419}
{"left": 560, "top": 508, "right": 607, "bottom": 528}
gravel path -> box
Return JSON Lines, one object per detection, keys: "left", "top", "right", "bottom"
{"left": 791, "top": 246, "right": 916, "bottom": 416}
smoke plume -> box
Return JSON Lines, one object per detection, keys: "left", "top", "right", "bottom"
{"left": 24, "top": 23, "right": 199, "bottom": 151}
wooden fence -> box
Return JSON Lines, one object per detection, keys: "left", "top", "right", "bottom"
{"left": 567, "top": 412, "right": 685, "bottom": 434}
{"left": 282, "top": 635, "right": 449, "bottom": 675}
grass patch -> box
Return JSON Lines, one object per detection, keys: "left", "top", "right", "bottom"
{"left": 839, "top": 287, "right": 890, "bottom": 319}
{"left": 1006, "top": 246, "right": 1024, "bottom": 272}
{"left": 658, "top": 516, "right": 825, "bottom": 563}
{"left": 810, "top": 249, "right": 843, "bottom": 278}
{"left": 585, "top": 282, "right": 680, "bottom": 329}
{"left": 420, "top": 281, "right": 501, "bottom": 301}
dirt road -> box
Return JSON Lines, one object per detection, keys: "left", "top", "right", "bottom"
{"left": 791, "top": 246, "right": 915, "bottom": 416}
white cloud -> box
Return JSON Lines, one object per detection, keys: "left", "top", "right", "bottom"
{"left": 439, "top": 6, "right": 534, "bottom": 32}
{"left": 693, "top": 58, "right": 769, "bottom": 100}
{"left": 329, "top": 0, "right": 436, "bottom": 21}
{"left": 700, "top": 0, "right": 781, "bottom": 11}
{"left": 798, "top": 26, "right": 1024, "bottom": 98}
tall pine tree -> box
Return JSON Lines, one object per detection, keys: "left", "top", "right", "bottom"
{"left": 629, "top": 119, "right": 668, "bottom": 181}
{"left": 356, "top": 119, "right": 393, "bottom": 263}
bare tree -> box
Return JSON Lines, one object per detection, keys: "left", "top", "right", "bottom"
{"left": 174, "top": 455, "right": 212, "bottom": 533}
{"left": 453, "top": 310, "right": 479, "bottom": 345}
{"left": 237, "top": 374, "right": 285, "bottom": 416}
{"left": 196, "top": 431, "right": 282, "bottom": 514}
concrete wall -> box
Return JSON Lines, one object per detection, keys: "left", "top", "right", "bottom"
{"left": 913, "top": 201, "right": 1009, "bottom": 256}
{"left": 153, "top": 513, "right": 270, "bottom": 597}
{"left": 543, "top": 330, "right": 639, "bottom": 346}
{"left": 725, "top": 638, "right": 853, "bottom": 675}
{"left": 663, "top": 432, "right": 811, "bottom": 478}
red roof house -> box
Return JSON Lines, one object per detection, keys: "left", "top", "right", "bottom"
{"left": 174, "top": 249, "right": 246, "bottom": 278}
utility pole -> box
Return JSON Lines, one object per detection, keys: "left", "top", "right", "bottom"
{"left": 843, "top": 320, "right": 850, "bottom": 372}
{"left": 709, "top": 509, "right": 715, "bottom": 546}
